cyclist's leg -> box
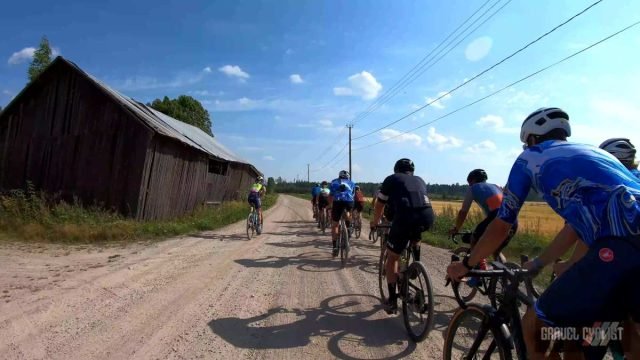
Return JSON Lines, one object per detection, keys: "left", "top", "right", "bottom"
{"left": 255, "top": 197, "right": 263, "bottom": 224}
{"left": 471, "top": 211, "right": 496, "bottom": 269}
{"left": 384, "top": 222, "right": 410, "bottom": 311}
{"left": 330, "top": 202, "right": 343, "bottom": 253}
{"left": 344, "top": 201, "right": 354, "bottom": 229}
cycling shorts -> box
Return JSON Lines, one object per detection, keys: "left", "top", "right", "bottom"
{"left": 354, "top": 201, "right": 365, "bottom": 212}
{"left": 331, "top": 201, "right": 354, "bottom": 222}
{"left": 248, "top": 193, "right": 262, "bottom": 209}
{"left": 318, "top": 196, "right": 329, "bottom": 209}
{"left": 535, "top": 236, "right": 640, "bottom": 327}
{"left": 472, "top": 210, "right": 518, "bottom": 254}
{"left": 386, "top": 207, "right": 435, "bottom": 255}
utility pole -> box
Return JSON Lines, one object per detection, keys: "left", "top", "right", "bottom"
{"left": 347, "top": 124, "right": 353, "bottom": 176}
{"left": 307, "top": 164, "right": 310, "bottom": 183}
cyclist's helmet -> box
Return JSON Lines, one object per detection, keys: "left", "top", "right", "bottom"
{"left": 256, "top": 175, "right": 264, "bottom": 182}
{"left": 315, "top": 183, "right": 320, "bottom": 187}
{"left": 599, "top": 138, "right": 636, "bottom": 163}
{"left": 321, "top": 180, "right": 328, "bottom": 186}
{"left": 339, "top": 170, "right": 350, "bottom": 179}
{"left": 520, "top": 107, "right": 570, "bottom": 144}
{"left": 355, "top": 185, "right": 360, "bottom": 190}
{"left": 467, "top": 169, "right": 488, "bottom": 183}
{"left": 394, "top": 158, "right": 415, "bottom": 173}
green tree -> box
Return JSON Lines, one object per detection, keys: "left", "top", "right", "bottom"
{"left": 28, "top": 36, "right": 53, "bottom": 82}
{"left": 148, "top": 95, "right": 213, "bottom": 136}
{"left": 267, "top": 177, "right": 276, "bottom": 193}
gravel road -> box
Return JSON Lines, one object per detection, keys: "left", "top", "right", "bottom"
{"left": 0, "top": 195, "right": 461, "bottom": 359}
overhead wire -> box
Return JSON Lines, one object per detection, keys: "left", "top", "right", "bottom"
{"left": 353, "top": 0, "right": 604, "bottom": 141}
{"left": 352, "top": 19, "right": 640, "bottom": 151}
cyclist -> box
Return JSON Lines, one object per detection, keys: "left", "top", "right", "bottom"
{"left": 446, "top": 107, "right": 640, "bottom": 359}
{"left": 317, "top": 181, "right": 331, "bottom": 227}
{"left": 449, "top": 169, "right": 517, "bottom": 285}
{"left": 329, "top": 170, "right": 356, "bottom": 257}
{"left": 370, "top": 158, "right": 435, "bottom": 314}
{"left": 600, "top": 138, "right": 640, "bottom": 179}
{"left": 311, "top": 183, "right": 322, "bottom": 219}
{"left": 353, "top": 185, "right": 366, "bottom": 228}
{"left": 248, "top": 175, "right": 267, "bottom": 230}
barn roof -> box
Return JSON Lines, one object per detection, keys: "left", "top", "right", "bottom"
{"left": 6, "top": 57, "right": 260, "bottom": 175}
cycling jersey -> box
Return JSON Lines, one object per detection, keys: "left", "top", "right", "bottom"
{"left": 460, "top": 182, "right": 503, "bottom": 216}
{"left": 377, "top": 173, "right": 432, "bottom": 216}
{"left": 319, "top": 187, "right": 330, "bottom": 197}
{"left": 250, "top": 183, "right": 264, "bottom": 196}
{"left": 329, "top": 178, "right": 356, "bottom": 202}
{"left": 632, "top": 168, "right": 640, "bottom": 179}
{"left": 354, "top": 190, "right": 365, "bottom": 203}
{"left": 498, "top": 140, "right": 640, "bottom": 246}
{"left": 311, "top": 186, "right": 321, "bottom": 197}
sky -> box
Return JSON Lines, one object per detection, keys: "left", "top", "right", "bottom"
{"left": 2, "top": 0, "right": 640, "bottom": 185}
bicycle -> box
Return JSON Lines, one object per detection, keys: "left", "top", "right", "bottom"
{"left": 318, "top": 206, "right": 328, "bottom": 234}
{"left": 352, "top": 209, "right": 362, "bottom": 239}
{"left": 443, "top": 260, "right": 537, "bottom": 360}
{"left": 246, "top": 206, "right": 261, "bottom": 240}
{"left": 376, "top": 224, "right": 434, "bottom": 342}
{"left": 446, "top": 231, "right": 517, "bottom": 309}
{"left": 335, "top": 208, "right": 352, "bottom": 266}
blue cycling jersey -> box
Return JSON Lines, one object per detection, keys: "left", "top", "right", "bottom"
{"left": 632, "top": 168, "right": 640, "bottom": 179}
{"left": 498, "top": 140, "right": 640, "bottom": 246}
{"left": 329, "top": 178, "right": 356, "bottom": 202}
{"left": 311, "top": 186, "right": 321, "bottom": 197}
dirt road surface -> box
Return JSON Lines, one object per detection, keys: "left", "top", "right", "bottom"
{"left": 0, "top": 195, "right": 460, "bottom": 359}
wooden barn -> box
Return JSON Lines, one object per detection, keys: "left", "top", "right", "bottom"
{"left": 0, "top": 57, "right": 261, "bottom": 220}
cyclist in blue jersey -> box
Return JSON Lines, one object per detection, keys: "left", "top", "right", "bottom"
{"left": 311, "top": 183, "right": 322, "bottom": 219}
{"left": 329, "top": 170, "right": 356, "bottom": 257}
{"left": 600, "top": 138, "right": 640, "bottom": 179}
{"left": 447, "top": 107, "right": 640, "bottom": 359}
{"left": 449, "top": 169, "right": 517, "bottom": 285}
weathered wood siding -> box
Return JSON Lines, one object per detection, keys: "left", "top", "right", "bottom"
{"left": 0, "top": 61, "right": 150, "bottom": 216}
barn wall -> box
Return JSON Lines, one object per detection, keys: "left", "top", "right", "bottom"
{"left": 139, "top": 136, "right": 209, "bottom": 220}
{"left": 0, "top": 61, "right": 151, "bottom": 216}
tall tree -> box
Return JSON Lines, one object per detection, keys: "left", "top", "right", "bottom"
{"left": 148, "top": 95, "right": 213, "bottom": 136}
{"left": 28, "top": 36, "right": 53, "bottom": 81}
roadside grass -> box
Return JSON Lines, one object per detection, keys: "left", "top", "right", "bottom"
{"left": 0, "top": 188, "right": 277, "bottom": 243}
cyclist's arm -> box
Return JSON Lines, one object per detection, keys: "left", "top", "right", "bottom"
{"left": 371, "top": 198, "right": 386, "bottom": 227}
{"left": 524, "top": 224, "right": 579, "bottom": 270}
{"left": 453, "top": 189, "right": 473, "bottom": 232}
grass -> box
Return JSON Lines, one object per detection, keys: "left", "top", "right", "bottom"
{"left": 0, "top": 186, "right": 277, "bottom": 243}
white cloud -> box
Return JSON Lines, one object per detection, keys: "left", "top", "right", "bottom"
{"left": 290, "top": 74, "right": 304, "bottom": 84}
{"left": 318, "top": 119, "right": 333, "bottom": 126}
{"left": 241, "top": 146, "right": 263, "bottom": 152}
{"left": 211, "top": 97, "right": 259, "bottom": 111}
{"left": 333, "top": 71, "right": 382, "bottom": 100}
{"left": 8, "top": 47, "right": 35, "bottom": 65}
{"left": 203, "top": 66, "right": 212, "bottom": 73}
{"left": 426, "top": 91, "right": 452, "bottom": 109}
{"left": 380, "top": 129, "right": 422, "bottom": 146}
{"left": 426, "top": 127, "right": 462, "bottom": 150}
{"left": 218, "top": 65, "right": 250, "bottom": 81}
{"left": 465, "top": 36, "right": 493, "bottom": 62}
{"left": 476, "top": 114, "right": 504, "bottom": 129}
{"left": 467, "top": 140, "right": 497, "bottom": 153}
{"left": 263, "top": 155, "right": 275, "bottom": 161}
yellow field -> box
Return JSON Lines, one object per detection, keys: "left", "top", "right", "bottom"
{"left": 366, "top": 197, "right": 563, "bottom": 237}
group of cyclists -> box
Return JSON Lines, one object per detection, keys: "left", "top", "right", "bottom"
{"left": 299, "top": 106, "right": 640, "bottom": 358}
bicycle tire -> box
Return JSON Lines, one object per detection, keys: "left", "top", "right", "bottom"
{"left": 246, "top": 213, "right": 255, "bottom": 240}
{"left": 402, "top": 261, "right": 434, "bottom": 342}
{"left": 450, "top": 247, "right": 476, "bottom": 308}
{"left": 378, "top": 247, "right": 389, "bottom": 303}
{"left": 444, "top": 304, "right": 513, "bottom": 360}
{"left": 340, "top": 221, "right": 348, "bottom": 267}
{"left": 320, "top": 212, "right": 326, "bottom": 234}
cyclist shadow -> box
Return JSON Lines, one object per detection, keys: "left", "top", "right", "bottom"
{"left": 188, "top": 233, "right": 249, "bottom": 241}
{"left": 208, "top": 294, "right": 417, "bottom": 359}
{"left": 234, "top": 251, "right": 379, "bottom": 274}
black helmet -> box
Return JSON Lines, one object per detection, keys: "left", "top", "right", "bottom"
{"left": 467, "top": 169, "right": 488, "bottom": 183}
{"left": 321, "top": 180, "right": 328, "bottom": 186}
{"left": 315, "top": 183, "right": 320, "bottom": 187}
{"left": 394, "top": 158, "right": 415, "bottom": 173}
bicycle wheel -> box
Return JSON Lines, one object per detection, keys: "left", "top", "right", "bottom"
{"left": 402, "top": 261, "right": 434, "bottom": 342}
{"left": 378, "top": 247, "right": 389, "bottom": 303}
{"left": 444, "top": 305, "right": 513, "bottom": 360}
{"left": 488, "top": 262, "right": 521, "bottom": 308}
{"left": 450, "top": 247, "right": 476, "bottom": 308}
{"left": 354, "top": 215, "right": 361, "bottom": 239}
{"left": 246, "top": 213, "right": 254, "bottom": 240}
{"left": 320, "top": 212, "right": 326, "bottom": 234}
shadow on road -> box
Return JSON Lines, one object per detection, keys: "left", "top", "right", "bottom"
{"left": 234, "top": 251, "right": 379, "bottom": 274}
{"left": 189, "top": 233, "right": 249, "bottom": 241}
{"left": 208, "top": 294, "right": 418, "bottom": 359}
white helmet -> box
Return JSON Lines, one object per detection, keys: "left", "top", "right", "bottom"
{"left": 256, "top": 175, "right": 264, "bottom": 182}
{"left": 338, "top": 170, "right": 350, "bottom": 179}
{"left": 599, "top": 138, "right": 636, "bottom": 163}
{"left": 520, "top": 107, "right": 571, "bottom": 144}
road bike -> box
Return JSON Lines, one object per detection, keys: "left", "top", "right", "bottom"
{"left": 443, "top": 260, "right": 537, "bottom": 360}
{"left": 352, "top": 209, "right": 362, "bottom": 239}
{"left": 246, "top": 206, "right": 261, "bottom": 239}
{"left": 337, "top": 208, "right": 352, "bottom": 266}
{"left": 376, "top": 224, "right": 434, "bottom": 342}
{"left": 318, "top": 207, "right": 329, "bottom": 234}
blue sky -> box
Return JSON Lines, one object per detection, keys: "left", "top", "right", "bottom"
{"left": 2, "top": 0, "right": 640, "bottom": 186}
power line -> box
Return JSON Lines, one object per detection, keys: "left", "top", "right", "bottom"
{"left": 353, "top": 19, "right": 640, "bottom": 151}
{"left": 311, "top": 142, "right": 348, "bottom": 172}
{"left": 353, "top": 0, "right": 604, "bottom": 141}
{"left": 309, "top": 126, "right": 346, "bottom": 163}
{"left": 352, "top": 0, "right": 510, "bottom": 126}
